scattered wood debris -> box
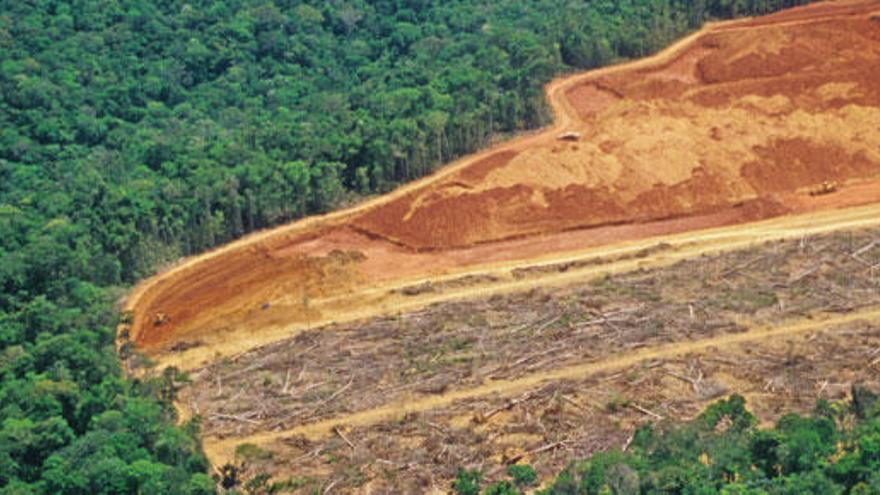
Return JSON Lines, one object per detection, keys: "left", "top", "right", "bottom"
{"left": 183, "top": 227, "right": 880, "bottom": 491}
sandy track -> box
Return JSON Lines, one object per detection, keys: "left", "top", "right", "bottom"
{"left": 204, "top": 305, "right": 880, "bottom": 462}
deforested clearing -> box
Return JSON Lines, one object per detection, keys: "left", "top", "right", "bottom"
{"left": 116, "top": 2, "right": 880, "bottom": 490}
{"left": 126, "top": 1, "right": 880, "bottom": 368}
{"left": 185, "top": 225, "right": 880, "bottom": 492}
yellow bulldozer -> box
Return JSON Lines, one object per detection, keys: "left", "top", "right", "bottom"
{"left": 809, "top": 180, "right": 838, "bottom": 196}
{"left": 153, "top": 312, "right": 170, "bottom": 326}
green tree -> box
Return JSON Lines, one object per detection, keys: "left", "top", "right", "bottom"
{"left": 453, "top": 468, "right": 482, "bottom": 495}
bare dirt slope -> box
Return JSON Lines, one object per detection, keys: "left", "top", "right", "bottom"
{"left": 354, "top": 0, "right": 880, "bottom": 249}
{"left": 125, "top": 0, "right": 880, "bottom": 373}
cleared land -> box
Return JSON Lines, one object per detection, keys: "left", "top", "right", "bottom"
{"left": 182, "top": 226, "right": 880, "bottom": 492}
{"left": 124, "top": 1, "right": 880, "bottom": 369}
{"left": 119, "top": 1, "right": 880, "bottom": 492}
{"left": 132, "top": 199, "right": 880, "bottom": 373}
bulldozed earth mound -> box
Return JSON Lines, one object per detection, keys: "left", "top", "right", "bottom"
{"left": 126, "top": 0, "right": 880, "bottom": 370}
{"left": 354, "top": 1, "right": 880, "bottom": 249}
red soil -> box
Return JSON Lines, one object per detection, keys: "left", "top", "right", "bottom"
{"left": 742, "top": 138, "right": 879, "bottom": 193}
{"left": 565, "top": 83, "right": 621, "bottom": 120}
{"left": 127, "top": 0, "right": 880, "bottom": 356}
{"left": 351, "top": 4, "right": 880, "bottom": 251}
{"left": 456, "top": 150, "right": 520, "bottom": 182}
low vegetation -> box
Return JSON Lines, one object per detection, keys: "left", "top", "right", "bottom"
{"left": 451, "top": 390, "right": 880, "bottom": 494}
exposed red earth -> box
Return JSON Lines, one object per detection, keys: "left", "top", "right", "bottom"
{"left": 125, "top": 0, "right": 880, "bottom": 371}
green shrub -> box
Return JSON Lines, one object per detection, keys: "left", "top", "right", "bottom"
{"left": 540, "top": 393, "right": 880, "bottom": 495}
{"left": 453, "top": 468, "right": 482, "bottom": 495}
{"left": 484, "top": 480, "right": 521, "bottom": 495}
{"left": 507, "top": 464, "right": 538, "bottom": 487}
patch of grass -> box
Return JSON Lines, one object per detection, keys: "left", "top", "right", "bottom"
{"left": 605, "top": 391, "right": 631, "bottom": 414}
{"left": 448, "top": 336, "right": 472, "bottom": 352}
{"left": 590, "top": 274, "right": 661, "bottom": 302}
{"left": 260, "top": 371, "right": 275, "bottom": 387}
{"left": 234, "top": 443, "right": 273, "bottom": 462}
{"left": 710, "top": 287, "right": 779, "bottom": 312}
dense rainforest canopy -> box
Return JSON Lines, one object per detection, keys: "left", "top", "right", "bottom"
{"left": 0, "top": 0, "right": 817, "bottom": 493}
